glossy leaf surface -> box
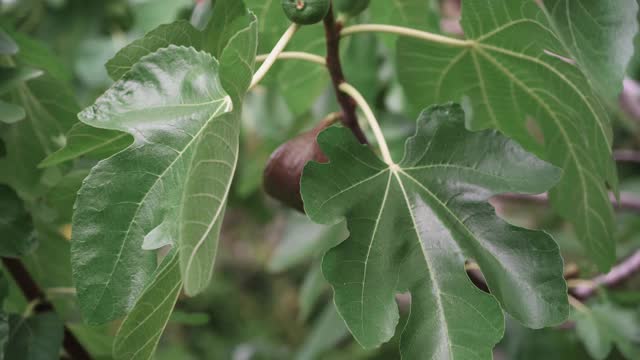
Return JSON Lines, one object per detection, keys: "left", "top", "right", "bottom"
{"left": 301, "top": 104, "right": 569, "bottom": 358}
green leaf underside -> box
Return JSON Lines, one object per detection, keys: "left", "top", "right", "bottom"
{"left": 301, "top": 104, "right": 569, "bottom": 359}
{"left": 113, "top": 250, "right": 182, "bottom": 360}
{"left": 56, "top": 1, "right": 251, "bottom": 169}
{"left": 72, "top": 45, "right": 235, "bottom": 324}
{"left": 543, "top": 0, "right": 639, "bottom": 99}
{"left": 72, "top": 0, "right": 258, "bottom": 324}
{"left": 396, "top": 0, "right": 617, "bottom": 270}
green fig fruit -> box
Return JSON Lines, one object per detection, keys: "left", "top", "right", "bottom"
{"left": 281, "top": 0, "right": 331, "bottom": 25}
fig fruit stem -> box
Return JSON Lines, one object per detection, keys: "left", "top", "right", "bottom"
{"left": 255, "top": 51, "right": 326, "bottom": 66}
{"left": 340, "top": 24, "right": 473, "bottom": 48}
{"left": 250, "top": 23, "right": 300, "bottom": 89}
{"left": 339, "top": 82, "right": 394, "bottom": 165}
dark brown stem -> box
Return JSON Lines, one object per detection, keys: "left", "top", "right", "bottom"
{"left": 2, "top": 257, "right": 92, "bottom": 360}
{"left": 323, "top": 5, "right": 368, "bottom": 144}
{"left": 495, "top": 192, "right": 640, "bottom": 213}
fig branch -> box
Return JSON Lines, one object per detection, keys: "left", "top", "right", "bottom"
{"left": 1, "top": 257, "right": 92, "bottom": 360}
{"left": 323, "top": 4, "right": 368, "bottom": 144}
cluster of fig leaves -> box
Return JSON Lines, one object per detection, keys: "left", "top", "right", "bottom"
{"left": 0, "top": 0, "right": 638, "bottom": 359}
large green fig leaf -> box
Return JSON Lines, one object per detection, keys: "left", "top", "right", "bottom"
{"left": 396, "top": 0, "right": 618, "bottom": 270}
{"left": 301, "top": 104, "right": 569, "bottom": 358}
{"left": 72, "top": 46, "right": 234, "bottom": 324}
{"left": 543, "top": 0, "right": 638, "bottom": 99}
{"left": 72, "top": 1, "right": 258, "bottom": 323}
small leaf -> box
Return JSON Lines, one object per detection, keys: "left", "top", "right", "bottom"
{"left": 0, "top": 66, "right": 43, "bottom": 95}
{"left": 4, "top": 313, "right": 64, "bottom": 360}
{"left": 0, "top": 100, "right": 25, "bottom": 125}
{"left": 39, "top": 123, "right": 132, "bottom": 167}
{"left": 397, "top": 0, "right": 618, "bottom": 270}
{"left": 543, "top": 0, "right": 639, "bottom": 98}
{"left": 301, "top": 104, "right": 569, "bottom": 358}
{"left": 0, "top": 28, "right": 18, "bottom": 55}
{"left": 113, "top": 250, "right": 182, "bottom": 360}
{"left": 0, "top": 72, "right": 77, "bottom": 199}
{"left": 0, "top": 185, "right": 36, "bottom": 258}
{"left": 574, "top": 303, "right": 640, "bottom": 360}
{"left": 298, "top": 262, "right": 327, "bottom": 322}
{"left": 295, "top": 303, "right": 350, "bottom": 360}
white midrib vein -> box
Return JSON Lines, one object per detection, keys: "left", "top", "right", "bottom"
{"left": 359, "top": 170, "right": 393, "bottom": 338}
{"left": 182, "top": 117, "right": 238, "bottom": 289}
{"left": 393, "top": 168, "right": 453, "bottom": 359}
{"left": 89, "top": 96, "right": 232, "bottom": 315}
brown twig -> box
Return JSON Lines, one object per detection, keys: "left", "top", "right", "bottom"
{"left": 570, "top": 250, "right": 640, "bottom": 300}
{"left": 614, "top": 149, "right": 640, "bottom": 164}
{"left": 323, "top": 5, "right": 368, "bottom": 144}
{"left": 1, "top": 257, "right": 92, "bottom": 360}
{"left": 495, "top": 192, "right": 640, "bottom": 213}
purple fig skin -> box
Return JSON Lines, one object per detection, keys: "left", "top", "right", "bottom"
{"left": 263, "top": 118, "right": 335, "bottom": 212}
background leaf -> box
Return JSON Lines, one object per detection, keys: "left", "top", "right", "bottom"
{"left": 397, "top": 0, "right": 618, "bottom": 270}
{"left": 0, "top": 185, "right": 36, "bottom": 258}
{"left": 4, "top": 313, "right": 64, "bottom": 360}
{"left": 543, "top": 0, "right": 639, "bottom": 99}
{"left": 574, "top": 303, "right": 640, "bottom": 359}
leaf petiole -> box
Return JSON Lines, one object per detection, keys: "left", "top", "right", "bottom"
{"left": 255, "top": 51, "right": 326, "bottom": 66}
{"left": 250, "top": 23, "right": 300, "bottom": 89}
{"left": 338, "top": 82, "right": 394, "bottom": 166}
{"left": 340, "top": 24, "right": 473, "bottom": 47}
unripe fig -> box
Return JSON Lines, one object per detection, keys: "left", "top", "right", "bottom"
{"left": 263, "top": 116, "right": 337, "bottom": 212}
{"left": 334, "top": 0, "right": 370, "bottom": 16}
{"left": 281, "top": 0, "right": 330, "bottom": 25}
